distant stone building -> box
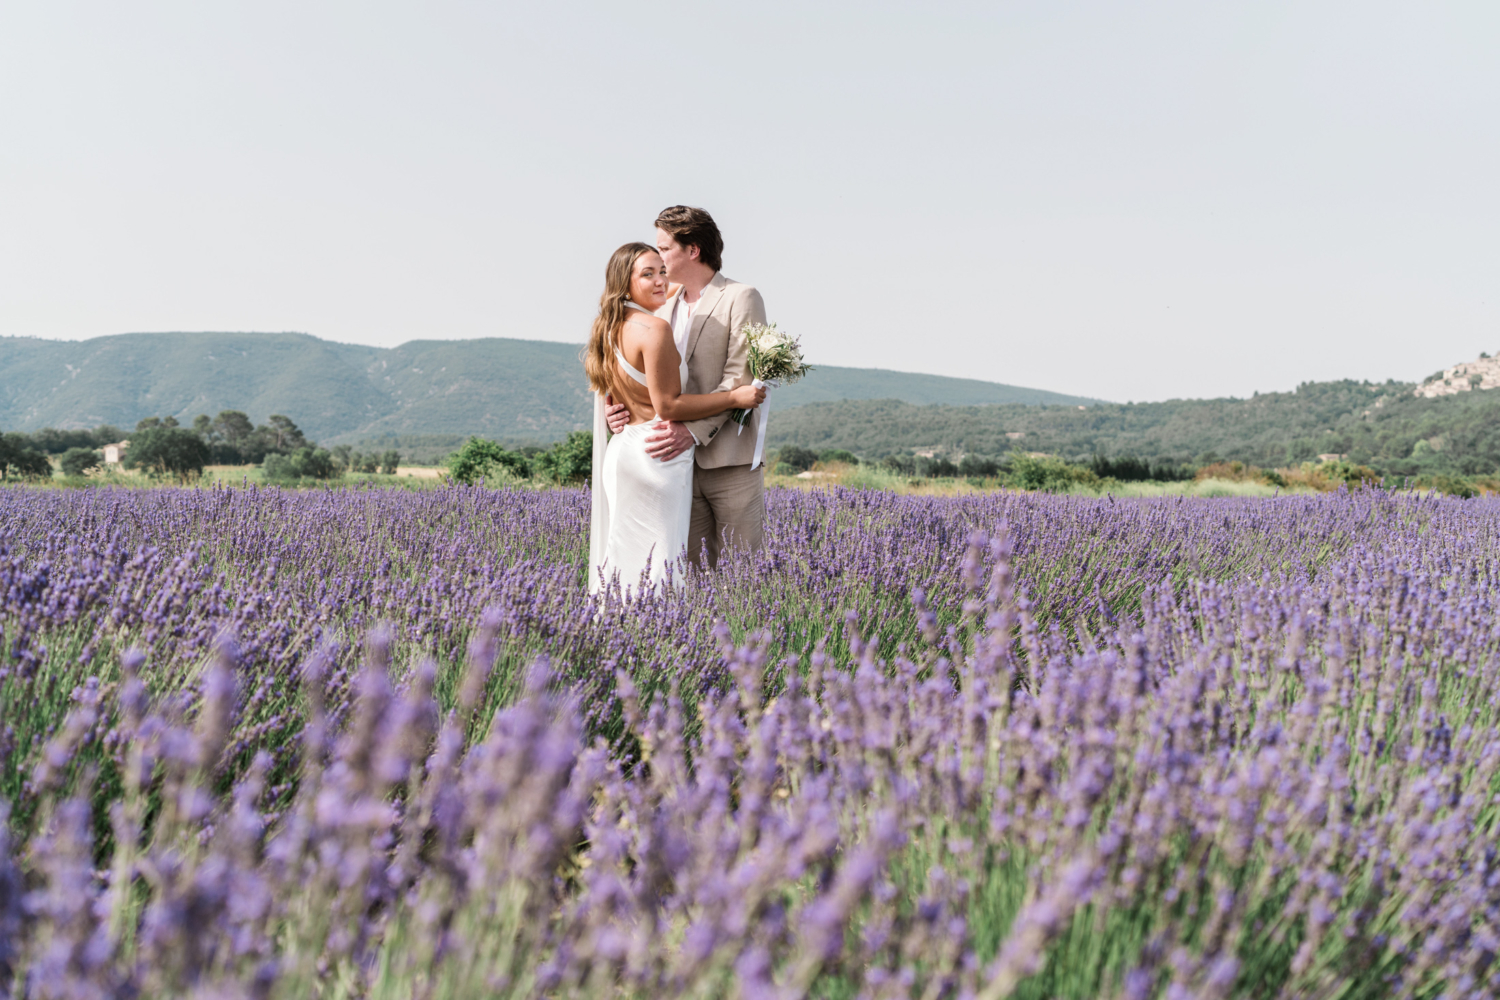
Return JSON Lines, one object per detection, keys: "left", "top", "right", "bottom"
{"left": 103, "top": 441, "right": 130, "bottom": 464}
{"left": 1414, "top": 353, "right": 1500, "bottom": 398}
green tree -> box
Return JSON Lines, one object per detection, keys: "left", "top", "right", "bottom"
{"left": 298, "top": 448, "right": 336, "bottom": 479}
{"left": 211, "top": 411, "right": 256, "bottom": 462}
{"left": 12, "top": 426, "right": 125, "bottom": 454}
{"left": 0, "top": 433, "right": 52, "bottom": 480}
{"left": 531, "top": 432, "right": 592, "bottom": 485}
{"left": 125, "top": 427, "right": 211, "bottom": 482}
{"left": 265, "top": 415, "right": 308, "bottom": 451}
{"left": 447, "top": 437, "right": 531, "bottom": 485}
{"left": 380, "top": 450, "right": 401, "bottom": 475}
{"left": 135, "top": 415, "right": 180, "bottom": 431}
{"left": 59, "top": 447, "right": 103, "bottom": 477}
{"left": 263, "top": 447, "right": 338, "bottom": 482}
{"left": 239, "top": 414, "right": 310, "bottom": 464}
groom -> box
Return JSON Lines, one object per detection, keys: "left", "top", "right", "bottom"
{"left": 605, "top": 205, "right": 767, "bottom": 568}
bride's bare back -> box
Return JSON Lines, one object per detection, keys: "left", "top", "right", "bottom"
{"left": 615, "top": 311, "right": 682, "bottom": 425}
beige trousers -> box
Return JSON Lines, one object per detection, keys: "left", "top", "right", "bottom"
{"left": 689, "top": 462, "right": 765, "bottom": 568}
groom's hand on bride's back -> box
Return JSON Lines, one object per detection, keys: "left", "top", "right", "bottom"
{"left": 645, "top": 421, "right": 695, "bottom": 462}
{"left": 604, "top": 396, "right": 631, "bottom": 435}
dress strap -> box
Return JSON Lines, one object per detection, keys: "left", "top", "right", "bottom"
{"left": 615, "top": 349, "right": 649, "bottom": 386}
{"left": 618, "top": 302, "right": 653, "bottom": 385}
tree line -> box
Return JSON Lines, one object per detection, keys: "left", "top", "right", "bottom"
{"left": 0, "top": 411, "right": 403, "bottom": 484}
{"left": 772, "top": 445, "right": 1193, "bottom": 485}
{"left": 765, "top": 378, "right": 1500, "bottom": 479}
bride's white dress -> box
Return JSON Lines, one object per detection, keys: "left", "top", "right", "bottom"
{"left": 588, "top": 313, "right": 694, "bottom": 596}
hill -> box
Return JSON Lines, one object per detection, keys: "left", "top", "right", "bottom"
{"left": 772, "top": 366, "right": 1100, "bottom": 408}
{"left": 0, "top": 332, "right": 590, "bottom": 444}
{"left": 0, "top": 331, "right": 1094, "bottom": 445}
{"left": 766, "top": 378, "right": 1500, "bottom": 477}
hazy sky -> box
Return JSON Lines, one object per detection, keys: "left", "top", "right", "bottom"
{"left": 2, "top": 2, "right": 1496, "bottom": 402}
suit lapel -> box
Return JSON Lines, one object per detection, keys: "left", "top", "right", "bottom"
{"left": 684, "top": 272, "right": 726, "bottom": 362}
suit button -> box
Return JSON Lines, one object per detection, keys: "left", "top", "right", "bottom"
{"left": 709, "top": 429, "right": 716, "bottom": 438}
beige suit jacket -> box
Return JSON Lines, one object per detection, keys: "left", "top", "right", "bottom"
{"left": 655, "top": 271, "right": 767, "bottom": 469}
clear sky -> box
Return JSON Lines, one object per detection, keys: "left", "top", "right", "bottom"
{"left": 2, "top": 2, "right": 1496, "bottom": 402}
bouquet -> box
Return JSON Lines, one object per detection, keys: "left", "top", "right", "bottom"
{"left": 728, "top": 322, "right": 813, "bottom": 427}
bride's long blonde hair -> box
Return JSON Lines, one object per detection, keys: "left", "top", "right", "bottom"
{"left": 584, "top": 242, "right": 656, "bottom": 403}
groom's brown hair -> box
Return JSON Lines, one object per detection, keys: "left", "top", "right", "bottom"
{"left": 655, "top": 206, "right": 724, "bottom": 273}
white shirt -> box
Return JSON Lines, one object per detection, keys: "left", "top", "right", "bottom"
{"left": 668, "top": 284, "right": 710, "bottom": 444}
{"left": 669, "top": 288, "right": 698, "bottom": 360}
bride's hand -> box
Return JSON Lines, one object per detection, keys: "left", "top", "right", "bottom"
{"left": 730, "top": 384, "right": 767, "bottom": 409}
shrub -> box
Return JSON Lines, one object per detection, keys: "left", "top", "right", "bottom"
{"left": 58, "top": 447, "right": 103, "bottom": 477}
{"left": 880, "top": 455, "right": 916, "bottom": 476}
{"left": 819, "top": 449, "right": 859, "bottom": 466}
{"left": 957, "top": 455, "right": 999, "bottom": 478}
{"left": 915, "top": 456, "right": 958, "bottom": 478}
{"left": 1317, "top": 458, "right": 1381, "bottom": 488}
{"left": 775, "top": 445, "right": 819, "bottom": 474}
{"left": 1413, "top": 473, "right": 1477, "bottom": 498}
{"left": 1, "top": 433, "right": 53, "bottom": 480}
{"left": 349, "top": 451, "right": 382, "bottom": 474}
{"left": 448, "top": 437, "right": 531, "bottom": 485}
{"left": 1004, "top": 453, "right": 1098, "bottom": 492}
{"left": 263, "top": 447, "right": 339, "bottom": 482}
{"left": 531, "top": 432, "right": 592, "bottom": 485}
{"left": 123, "top": 427, "right": 210, "bottom": 482}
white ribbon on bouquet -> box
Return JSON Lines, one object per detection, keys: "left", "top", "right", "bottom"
{"left": 737, "top": 379, "right": 771, "bottom": 471}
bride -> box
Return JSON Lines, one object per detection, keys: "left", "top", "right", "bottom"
{"left": 585, "top": 242, "right": 764, "bottom": 595}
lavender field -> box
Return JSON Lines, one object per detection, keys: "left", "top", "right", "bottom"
{"left": 1, "top": 483, "right": 1498, "bottom": 999}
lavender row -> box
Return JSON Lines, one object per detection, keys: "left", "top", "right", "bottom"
{"left": 2, "top": 485, "right": 1499, "bottom": 996}
{"left": 0, "top": 484, "right": 1483, "bottom": 822}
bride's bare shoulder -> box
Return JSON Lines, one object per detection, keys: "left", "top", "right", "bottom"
{"left": 622, "top": 311, "right": 672, "bottom": 344}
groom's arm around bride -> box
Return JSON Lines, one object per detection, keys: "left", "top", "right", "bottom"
{"left": 606, "top": 205, "right": 767, "bottom": 567}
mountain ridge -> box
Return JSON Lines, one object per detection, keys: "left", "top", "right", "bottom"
{"left": 0, "top": 331, "right": 1103, "bottom": 442}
